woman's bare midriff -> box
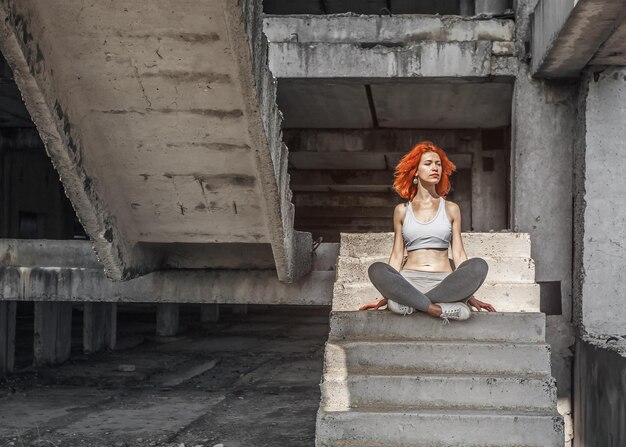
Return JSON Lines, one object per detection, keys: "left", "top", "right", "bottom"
{"left": 402, "top": 248, "right": 452, "bottom": 273}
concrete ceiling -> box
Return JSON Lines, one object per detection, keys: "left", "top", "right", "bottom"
{"left": 278, "top": 79, "right": 513, "bottom": 129}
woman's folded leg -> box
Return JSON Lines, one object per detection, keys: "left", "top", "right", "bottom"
{"left": 367, "top": 262, "right": 432, "bottom": 313}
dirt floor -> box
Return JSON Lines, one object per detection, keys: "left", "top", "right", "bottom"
{"left": 0, "top": 304, "right": 330, "bottom": 447}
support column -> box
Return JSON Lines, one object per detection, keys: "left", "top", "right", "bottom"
{"left": 33, "top": 302, "right": 73, "bottom": 367}
{"left": 0, "top": 301, "right": 17, "bottom": 377}
{"left": 156, "top": 303, "right": 179, "bottom": 337}
{"left": 474, "top": 0, "right": 510, "bottom": 14}
{"left": 83, "top": 303, "right": 116, "bottom": 353}
{"left": 105, "top": 303, "right": 117, "bottom": 350}
{"left": 459, "top": 0, "right": 474, "bottom": 15}
{"left": 200, "top": 304, "right": 219, "bottom": 323}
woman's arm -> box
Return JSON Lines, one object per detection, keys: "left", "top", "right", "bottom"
{"left": 388, "top": 203, "right": 407, "bottom": 271}
{"left": 448, "top": 201, "right": 467, "bottom": 268}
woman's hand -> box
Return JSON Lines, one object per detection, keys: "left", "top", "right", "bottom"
{"left": 467, "top": 296, "right": 496, "bottom": 312}
{"left": 359, "top": 298, "right": 388, "bottom": 311}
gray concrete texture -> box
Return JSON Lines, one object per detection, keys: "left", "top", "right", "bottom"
{"left": 531, "top": 0, "right": 626, "bottom": 78}
{"left": 264, "top": 15, "right": 517, "bottom": 78}
{"left": 0, "top": 0, "right": 310, "bottom": 282}
{"left": 574, "top": 336, "right": 626, "bottom": 447}
{"left": 0, "top": 306, "right": 329, "bottom": 446}
{"left": 576, "top": 67, "right": 626, "bottom": 337}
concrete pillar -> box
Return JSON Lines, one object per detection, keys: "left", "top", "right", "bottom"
{"left": 0, "top": 301, "right": 17, "bottom": 377}
{"left": 200, "top": 304, "right": 220, "bottom": 323}
{"left": 474, "top": 0, "right": 510, "bottom": 14}
{"left": 33, "top": 302, "right": 73, "bottom": 367}
{"left": 105, "top": 303, "right": 117, "bottom": 350}
{"left": 83, "top": 303, "right": 117, "bottom": 353}
{"left": 460, "top": 0, "right": 474, "bottom": 15}
{"left": 156, "top": 303, "right": 179, "bottom": 337}
{"left": 232, "top": 304, "right": 248, "bottom": 315}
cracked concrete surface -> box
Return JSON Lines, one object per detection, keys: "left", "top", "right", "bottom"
{"left": 0, "top": 305, "right": 329, "bottom": 447}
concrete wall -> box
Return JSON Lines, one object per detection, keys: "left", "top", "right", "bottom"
{"left": 574, "top": 67, "right": 626, "bottom": 337}
{"left": 513, "top": 3, "right": 577, "bottom": 442}
{"left": 574, "top": 337, "right": 626, "bottom": 447}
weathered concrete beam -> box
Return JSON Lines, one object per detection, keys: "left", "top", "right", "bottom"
{"left": 531, "top": 0, "right": 626, "bottom": 78}
{"left": 156, "top": 303, "right": 179, "bottom": 337}
{"left": 269, "top": 42, "right": 516, "bottom": 78}
{"left": 264, "top": 15, "right": 516, "bottom": 78}
{"left": 1, "top": 267, "right": 334, "bottom": 306}
{"left": 33, "top": 301, "right": 72, "bottom": 366}
{"left": 263, "top": 15, "right": 515, "bottom": 43}
{"left": 0, "top": 301, "right": 16, "bottom": 377}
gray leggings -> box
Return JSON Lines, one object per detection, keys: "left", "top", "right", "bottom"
{"left": 367, "top": 258, "right": 489, "bottom": 313}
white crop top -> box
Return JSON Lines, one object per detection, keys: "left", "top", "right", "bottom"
{"left": 402, "top": 197, "right": 452, "bottom": 251}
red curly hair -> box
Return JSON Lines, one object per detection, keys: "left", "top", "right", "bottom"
{"left": 393, "top": 141, "right": 457, "bottom": 200}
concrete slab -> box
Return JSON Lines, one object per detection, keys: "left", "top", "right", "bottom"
{"left": 329, "top": 311, "right": 546, "bottom": 342}
{"left": 321, "top": 374, "right": 556, "bottom": 411}
{"left": 371, "top": 82, "right": 513, "bottom": 129}
{"left": 339, "top": 231, "right": 532, "bottom": 258}
{"left": 316, "top": 408, "right": 564, "bottom": 446}
{"left": 325, "top": 339, "right": 551, "bottom": 377}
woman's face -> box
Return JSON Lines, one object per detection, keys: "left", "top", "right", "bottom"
{"left": 414, "top": 151, "right": 442, "bottom": 185}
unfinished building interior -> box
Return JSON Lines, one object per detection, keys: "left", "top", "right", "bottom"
{"left": 1, "top": 0, "right": 626, "bottom": 446}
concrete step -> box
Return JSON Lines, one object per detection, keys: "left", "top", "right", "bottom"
{"left": 321, "top": 374, "right": 556, "bottom": 412}
{"left": 337, "top": 255, "right": 535, "bottom": 285}
{"left": 324, "top": 340, "right": 551, "bottom": 377}
{"left": 339, "top": 232, "right": 531, "bottom": 259}
{"left": 329, "top": 311, "right": 546, "bottom": 343}
{"left": 332, "top": 281, "right": 540, "bottom": 312}
{"left": 316, "top": 408, "right": 564, "bottom": 447}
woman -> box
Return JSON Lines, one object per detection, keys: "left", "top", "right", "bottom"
{"left": 360, "top": 141, "right": 496, "bottom": 323}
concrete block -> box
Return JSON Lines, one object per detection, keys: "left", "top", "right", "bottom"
{"left": 33, "top": 302, "right": 73, "bottom": 367}
{"left": 321, "top": 374, "right": 556, "bottom": 412}
{"left": 336, "top": 255, "right": 535, "bottom": 284}
{"left": 200, "top": 304, "right": 220, "bottom": 323}
{"left": 324, "top": 340, "right": 551, "bottom": 378}
{"left": 268, "top": 41, "right": 494, "bottom": 78}
{"left": 263, "top": 16, "right": 515, "bottom": 44}
{"left": 329, "top": 311, "right": 546, "bottom": 343}
{"left": 0, "top": 301, "right": 16, "bottom": 377}
{"left": 316, "top": 409, "right": 564, "bottom": 446}
{"left": 339, "top": 232, "right": 532, "bottom": 258}
{"left": 156, "top": 303, "right": 179, "bottom": 337}
{"left": 332, "top": 281, "right": 541, "bottom": 312}
{"left": 83, "top": 302, "right": 116, "bottom": 353}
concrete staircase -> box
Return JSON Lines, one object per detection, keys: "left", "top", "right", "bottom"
{"left": 316, "top": 232, "right": 564, "bottom": 447}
